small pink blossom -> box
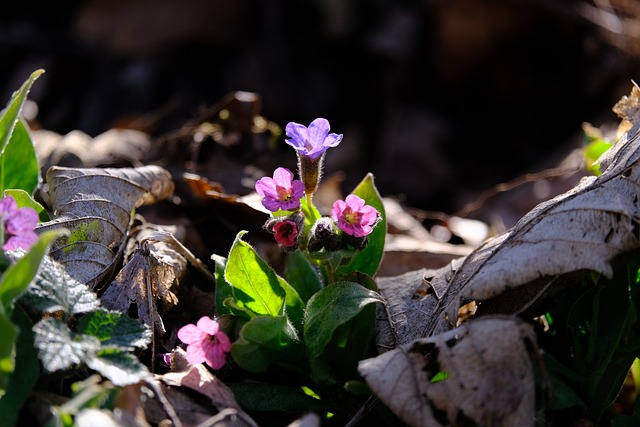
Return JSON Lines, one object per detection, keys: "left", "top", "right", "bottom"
{"left": 285, "top": 118, "right": 343, "bottom": 160}
{"left": 255, "top": 167, "right": 305, "bottom": 212}
{"left": 273, "top": 220, "right": 298, "bottom": 247}
{"left": 177, "top": 316, "right": 232, "bottom": 370}
{"left": 332, "top": 195, "right": 379, "bottom": 238}
{"left": 0, "top": 195, "right": 38, "bottom": 251}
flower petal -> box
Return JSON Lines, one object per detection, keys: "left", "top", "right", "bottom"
{"left": 217, "top": 330, "right": 232, "bottom": 352}
{"left": 177, "top": 324, "right": 206, "bottom": 344}
{"left": 197, "top": 316, "right": 220, "bottom": 336}
{"left": 331, "top": 199, "right": 347, "bottom": 220}
{"left": 285, "top": 122, "right": 309, "bottom": 150}
{"left": 307, "top": 118, "right": 330, "bottom": 146}
{"left": 184, "top": 342, "right": 207, "bottom": 365}
{"left": 359, "top": 205, "right": 379, "bottom": 226}
{"left": 255, "top": 176, "right": 276, "bottom": 198}
{"left": 3, "top": 232, "right": 38, "bottom": 251}
{"left": 5, "top": 207, "right": 38, "bottom": 233}
{"left": 345, "top": 194, "right": 365, "bottom": 211}
{"left": 0, "top": 196, "right": 18, "bottom": 217}
{"left": 272, "top": 167, "right": 294, "bottom": 189}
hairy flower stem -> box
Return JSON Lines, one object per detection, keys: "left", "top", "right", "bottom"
{"left": 298, "top": 154, "right": 323, "bottom": 197}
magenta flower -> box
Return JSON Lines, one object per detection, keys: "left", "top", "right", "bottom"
{"left": 255, "top": 167, "right": 305, "bottom": 212}
{"left": 177, "top": 316, "right": 232, "bottom": 370}
{"left": 332, "top": 195, "right": 379, "bottom": 238}
{"left": 0, "top": 195, "right": 38, "bottom": 251}
{"left": 273, "top": 220, "right": 298, "bottom": 247}
{"left": 285, "top": 118, "right": 343, "bottom": 160}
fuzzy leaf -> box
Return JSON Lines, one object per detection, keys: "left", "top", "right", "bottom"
{"left": 87, "top": 348, "right": 150, "bottom": 386}
{"left": 76, "top": 309, "right": 151, "bottom": 351}
{"left": 33, "top": 318, "right": 101, "bottom": 372}
{"left": 231, "top": 315, "right": 305, "bottom": 374}
{"left": 18, "top": 254, "right": 99, "bottom": 315}
{"left": 304, "top": 281, "right": 384, "bottom": 385}
{"left": 284, "top": 249, "right": 323, "bottom": 304}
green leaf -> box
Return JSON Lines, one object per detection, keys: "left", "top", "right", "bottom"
{"left": 0, "top": 69, "right": 44, "bottom": 194}
{"left": 76, "top": 309, "right": 151, "bottom": 351}
{"left": 0, "top": 229, "right": 68, "bottom": 314}
{"left": 0, "top": 119, "right": 40, "bottom": 195}
{"left": 87, "top": 348, "right": 150, "bottom": 386}
{"left": 4, "top": 189, "right": 49, "bottom": 222}
{"left": 18, "top": 254, "right": 99, "bottom": 315}
{"left": 231, "top": 315, "right": 305, "bottom": 375}
{"left": 336, "top": 174, "right": 386, "bottom": 278}
{"left": 225, "top": 231, "right": 285, "bottom": 316}
{"left": 33, "top": 318, "right": 101, "bottom": 372}
{"left": 0, "top": 307, "right": 17, "bottom": 399}
{"left": 284, "top": 249, "right": 323, "bottom": 304}
{"left": 225, "top": 231, "right": 303, "bottom": 322}
{"left": 304, "top": 281, "right": 384, "bottom": 385}
{"left": 0, "top": 305, "right": 40, "bottom": 426}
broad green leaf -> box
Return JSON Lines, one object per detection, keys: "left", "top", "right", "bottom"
{"left": 225, "top": 231, "right": 286, "bottom": 317}
{"left": 0, "top": 308, "right": 16, "bottom": 399}
{"left": 0, "top": 305, "right": 39, "bottom": 425}
{"left": 279, "top": 275, "right": 305, "bottom": 333}
{"left": 0, "top": 119, "right": 40, "bottom": 195}
{"left": 284, "top": 249, "right": 323, "bottom": 303}
{"left": 304, "top": 281, "right": 384, "bottom": 385}
{"left": 87, "top": 348, "right": 150, "bottom": 386}
{"left": 231, "top": 315, "right": 305, "bottom": 375}
{"left": 0, "top": 228, "right": 68, "bottom": 314}
{"left": 4, "top": 189, "right": 49, "bottom": 222}
{"left": 18, "top": 255, "right": 99, "bottom": 315}
{"left": 336, "top": 174, "right": 386, "bottom": 278}
{"left": 76, "top": 309, "right": 151, "bottom": 351}
{"left": 0, "top": 69, "right": 44, "bottom": 194}
{"left": 33, "top": 318, "right": 100, "bottom": 372}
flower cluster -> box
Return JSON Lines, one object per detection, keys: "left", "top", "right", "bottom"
{"left": 256, "top": 118, "right": 379, "bottom": 252}
{"left": 177, "top": 316, "right": 232, "bottom": 370}
{"left": 0, "top": 195, "right": 38, "bottom": 251}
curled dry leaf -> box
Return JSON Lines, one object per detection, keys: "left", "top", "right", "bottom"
{"left": 100, "top": 231, "right": 186, "bottom": 337}
{"left": 359, "top": 317, "right": 537, "bottom": 427}
{"left": 376, "top": 84, "right": 640, "bottom": 341}
{"left": 36, "top": 165, "right": 174, "bottom": 289}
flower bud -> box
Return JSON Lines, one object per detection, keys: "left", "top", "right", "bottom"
{"left": 308, "top": 217, "right": 339, "bottom": 252}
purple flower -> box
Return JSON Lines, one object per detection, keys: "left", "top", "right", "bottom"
{"left": 0, "top": 195, "right": 38, "bottom": 251}
{"left": 332, "top": 195, "right": 379, "bottom": 238}
{"left": 177, "top": 316, "right": 232, "bottom": 370}
{"left": 273, "top": 220, "right": 299, "bottom": 247}
{"left": 255, "top": 167, "right": 305, "bottom": 212}
{"left": 285, "top": 118, "right": 343, "bottom": 160}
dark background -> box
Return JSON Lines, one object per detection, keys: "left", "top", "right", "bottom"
{"left": 1, "top": 0, "right": 639, "bottom": 218}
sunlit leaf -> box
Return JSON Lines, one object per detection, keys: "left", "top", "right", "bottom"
{"left": 33, "top": 318, "right": 100, "bottom": 372}
{"left": 4, "top": 188, "right": 49, "bottom": 222}
{"left": 0, "top": 69, "right": 43, "bottom": 195}
{"left": 87, "top": 348, "right": 150, "bottom": 386}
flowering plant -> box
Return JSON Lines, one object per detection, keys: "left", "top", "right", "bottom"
{"left": 205, "top": 117, "right": 386, "bottom": 410}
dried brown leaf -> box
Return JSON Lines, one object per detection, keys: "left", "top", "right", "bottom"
{"left": 36, "top": 165, "right": 174, "bottom": 289}
{"left": 359, "top": 317, "right": 537, "bottom": 427}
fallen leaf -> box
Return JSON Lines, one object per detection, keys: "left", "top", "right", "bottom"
{"left": 359, "top": 317, "right": 537, "bottom": 427}
{"left": 36, "top": 165, "right": 174, "bottom": 289}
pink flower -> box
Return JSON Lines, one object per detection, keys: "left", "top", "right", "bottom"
{"left": 0, "top": 195, "right": 38, "bottom": 251}
{"left": 273, "top": 220, "right": 298, "bottom": 247}
{"left": 285, "top": 118, "right": 343, "bottom": 160}
{"left": 332, "top": 195, "right": 379, "bottom": 238}
{"left": 255, "top": 167, "right": 305, "bottom": 212}
{"left": 177, "top": 316, "right": 232, "bottom": 370}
